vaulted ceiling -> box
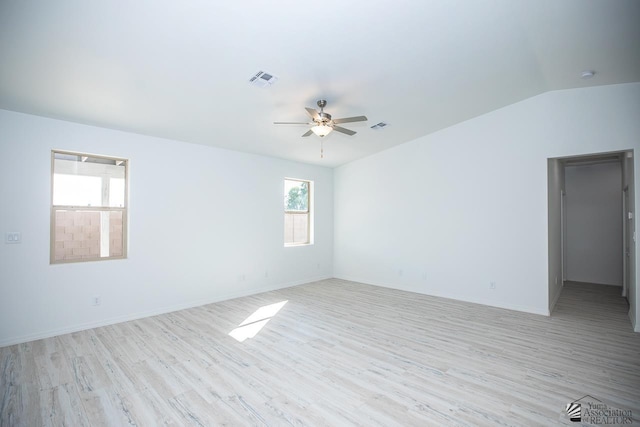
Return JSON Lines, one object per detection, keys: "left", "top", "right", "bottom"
{"left": 1, "top": 0, "right": 639, "bottom": 167}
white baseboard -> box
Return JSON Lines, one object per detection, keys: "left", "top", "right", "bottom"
{"left": 334, "top": 274, "right": 550, "bottom": 316}
{"left": 0, "top": 274, "right": 331, "bottom": 348}
{"left": 549, "top": 282, "right": 563, "bottom": 313}
{"left": 630, "top": 308, "right": 639, "bottom": 333}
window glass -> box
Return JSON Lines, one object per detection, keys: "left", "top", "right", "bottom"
{"left": 284, "top": 180, "right": 309, "bottom": 212}
{"left": 53, "top": 174, "right": 102, "bottom": 206}
{"left": 51, "top": 151, "right": 127, "bottom": 263}
{"left": 284, "top": 178, "right": 311, "bottom": 246}
{"left": 109, "top": 178, "right": 125, "bottom": 207}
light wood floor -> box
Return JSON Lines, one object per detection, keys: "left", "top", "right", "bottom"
{"left": 1, "top": 279, "right": 639, "bottom": 426}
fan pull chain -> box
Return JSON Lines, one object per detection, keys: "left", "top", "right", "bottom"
{"left": 320, "top": 140, "right": 324, "bottom": 158}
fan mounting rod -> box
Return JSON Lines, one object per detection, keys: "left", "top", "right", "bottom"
{"left": 316, "top": 100, "right": 331, "bottom": 123}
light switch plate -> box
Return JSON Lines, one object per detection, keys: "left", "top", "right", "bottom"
{"left": 5, "top": 232, "right": 21, "bottom": 244}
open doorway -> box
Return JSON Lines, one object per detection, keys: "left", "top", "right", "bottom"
{"left": 565, "top": 157, "right": 623, "bottom": 288}
{"left": 548, "top": 150, "right": 636, "bottom": 328}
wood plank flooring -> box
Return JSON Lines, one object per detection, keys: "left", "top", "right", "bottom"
{"left": 1, "top": 279, "right": 639, "bottom": 426}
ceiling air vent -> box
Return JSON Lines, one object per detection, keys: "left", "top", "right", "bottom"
{"left": 370, "top": 122, "right": 389, "bottom": 130}
{"left": 249, "top": 71, "right": 278, "bottom": 88}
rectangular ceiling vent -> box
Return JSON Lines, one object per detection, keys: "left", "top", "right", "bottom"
{"left": 370, "top": 122, "right": 390, "bottom": 130}
{"left": 249, "top": 71, "right": 278, "bottom": 88}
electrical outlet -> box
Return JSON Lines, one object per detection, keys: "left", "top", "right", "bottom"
{"left": 489, "top": 282, "right": 496, "bottom": 289}
{"left": 92, "top": 296, "right": 101, "bottom": 306}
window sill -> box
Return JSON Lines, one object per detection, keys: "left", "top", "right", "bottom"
{"left": 284, "top": 242, "right": 313, "bottom": 248}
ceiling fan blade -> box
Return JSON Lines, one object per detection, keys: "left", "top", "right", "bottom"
{"left": 305, "top": 107, "right": 320, "bottom": 120}
{"left": 302, "top": 129, "right": 313, "bottom": 137}
{"left": 332, "top": 115, "right": 368, "bottom": 124}
{"left": 332, "top": 125, "right": 356, "bottom": 136}
{"left": 274, "top": 121, "right": 312, "bottom": 125}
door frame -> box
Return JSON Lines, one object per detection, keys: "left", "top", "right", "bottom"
{"left": 548, "top": 149, "right": 636, "bottom": 329}
{"left": 623, "top": 185, "right": 629, "bottom": 299}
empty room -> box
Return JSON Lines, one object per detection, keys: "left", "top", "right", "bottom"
{"left": 1, "top": 1, "right": 639, "bottom": 426}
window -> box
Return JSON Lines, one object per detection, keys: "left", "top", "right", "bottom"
{"left": 284, "top": 178, "right": 312, "bottom": 246}
{"left": 51, "top": 151, "right": 128, "bottom": 263}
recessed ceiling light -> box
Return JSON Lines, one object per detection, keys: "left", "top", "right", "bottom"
{"left": 580, "top": 70, "right": 595, "bottom": 79}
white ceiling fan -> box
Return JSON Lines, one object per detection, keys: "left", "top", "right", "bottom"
{"left": 274, "top": 100, "right": 368, "bottom": 138}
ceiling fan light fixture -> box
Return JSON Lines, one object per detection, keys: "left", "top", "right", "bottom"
{"left": 311, "top": 124, "right": 333, "bottom": 137}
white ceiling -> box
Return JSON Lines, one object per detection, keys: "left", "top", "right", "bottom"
{"left": 1, "top": 1, "right": 639, "bottom": 167}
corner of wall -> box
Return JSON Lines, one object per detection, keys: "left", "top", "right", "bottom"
{"left": 549, "top": 281, "right": 563, "bottom": 314}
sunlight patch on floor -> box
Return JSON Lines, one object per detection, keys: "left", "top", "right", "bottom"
{"left": 229, "top": 300, "right": 288, "bottom": 342}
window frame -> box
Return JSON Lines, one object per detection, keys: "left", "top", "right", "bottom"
{"left": 50, "top": 150, "right": 128, "bottom": 264}
{"left": 284, "top": 178, "right": 312, "bottom": 247}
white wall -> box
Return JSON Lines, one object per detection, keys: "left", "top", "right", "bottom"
{"left": 564, "top": 162, "right": 623, "bottom": 286}
{"left": 0, "top": 110, "right": 334, "bottom": 346}
{"left": 2, "top": 84, "right": 639, "bottom": 345}
{"left": 334, "top": 83, "right": 640, "bottom": 324}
